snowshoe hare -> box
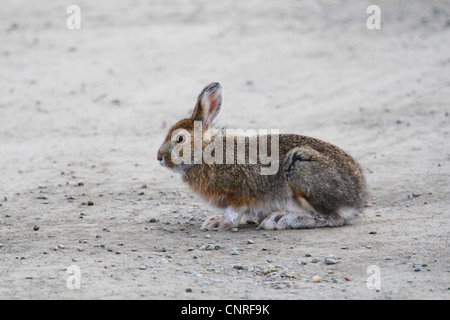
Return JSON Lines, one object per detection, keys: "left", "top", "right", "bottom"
{"left": 157, "top": 82, "right": 366, "bottom": 230}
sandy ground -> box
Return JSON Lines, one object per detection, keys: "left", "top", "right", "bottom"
{"left": 0, "top": 0, "right": 449, "bottom": 300}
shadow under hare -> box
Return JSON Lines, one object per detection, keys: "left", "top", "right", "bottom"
{"left": 157, "top": 82, "right": 366, "bottom": 230}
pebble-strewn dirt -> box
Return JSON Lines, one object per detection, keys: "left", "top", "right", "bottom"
{"left": 1, "top": 0, "right": 449, "bottom": 299}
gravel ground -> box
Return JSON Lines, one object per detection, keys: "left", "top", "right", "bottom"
{"left": 0, "top": 0, "right": 449, "bottom": 299}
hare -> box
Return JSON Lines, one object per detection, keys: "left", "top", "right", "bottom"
{"left": 157, "top": 82, "right": 366, "bottom": 230}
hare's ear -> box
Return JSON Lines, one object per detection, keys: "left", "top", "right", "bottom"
{"left": 191, "top": 82, "right": 223, "bottom": 130}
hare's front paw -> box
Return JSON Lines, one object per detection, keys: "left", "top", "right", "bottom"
{"left": 201, "top": 215, "right": 233, "bottom": 231}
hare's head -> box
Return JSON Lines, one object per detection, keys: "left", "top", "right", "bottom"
{"left": 157, "top": 82, "right": 223, "bottom": 172}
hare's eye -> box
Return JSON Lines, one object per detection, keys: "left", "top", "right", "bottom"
{"left": 176, "top": 134, "right": 185, "bottom": 143}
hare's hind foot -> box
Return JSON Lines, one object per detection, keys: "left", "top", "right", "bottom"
{"left": 258, "top": 211, "right": 344, "bottom": 230}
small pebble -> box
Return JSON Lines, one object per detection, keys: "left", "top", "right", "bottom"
{"left": 325, "top": 255, "right": 339, "bottom": 265}
{"left": 312, "top": 275, "right": 322, "bottom": 283}
{"left": 233, "top": 265, "right": 247, "bottom": 270}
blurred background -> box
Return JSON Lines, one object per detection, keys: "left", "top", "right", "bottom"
{"left": 1, "top": 0, "right": 449, "bottom": 193}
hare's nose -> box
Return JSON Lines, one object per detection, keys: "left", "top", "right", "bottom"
{"left": 157, "top": 150, "right": 163, "bottom": 162}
